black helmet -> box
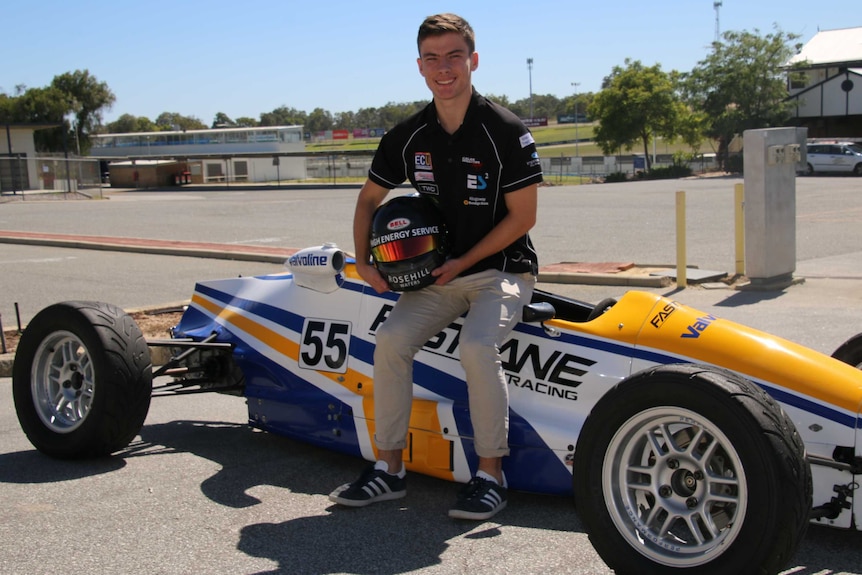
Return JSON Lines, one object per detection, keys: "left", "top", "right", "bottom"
{"left": 370, "top": 194, "right": 448, "bottom": 291}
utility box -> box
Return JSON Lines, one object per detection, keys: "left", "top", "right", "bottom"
{"left": 742, "top": 127, "right": 807, "bottom": 287}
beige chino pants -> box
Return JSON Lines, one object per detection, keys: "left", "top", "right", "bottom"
{"left": 372, "top": 269, "right": 536, "bottom": 458}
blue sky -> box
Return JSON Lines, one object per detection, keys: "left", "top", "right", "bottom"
{"left": 2, "top": 1, "right": 856, "bottom": 125}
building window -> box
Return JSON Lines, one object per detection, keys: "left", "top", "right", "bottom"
{"left": 206, "top": 163, "right": 224, "bottom": 181}
{"left": 234, "top": 161, "right": 248, "bottom": 181}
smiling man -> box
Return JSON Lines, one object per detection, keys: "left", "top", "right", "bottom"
{"left": 330, "top": 13, "right": 543, "bottom": 521}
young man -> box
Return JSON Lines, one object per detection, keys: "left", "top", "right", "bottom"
{"left": 329, "top": 13, "right": 543, "bottom": 520}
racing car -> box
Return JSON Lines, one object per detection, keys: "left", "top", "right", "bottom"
{"left": 11, "top": 243, "right": 862, "bottom": 575}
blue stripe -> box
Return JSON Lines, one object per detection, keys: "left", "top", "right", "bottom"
{"left": 191, "top": 281, "right": 861, "bottom": 431}
{"left": 194, "top": 282, "right": 305, "bottom": 333}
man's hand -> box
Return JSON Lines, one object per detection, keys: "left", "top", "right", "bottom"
{"left": 431, "top": 257, "right": 466, "bottom": 286}
{"left": 356, "top": 260, "right": 391, "bottom": 293}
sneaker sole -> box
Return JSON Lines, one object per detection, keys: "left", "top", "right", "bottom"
{"left": 328, "top": 484, "right": 406, "bottom": 507}
{"left": 448, "top": 500, "right": 507, "bottom": 520}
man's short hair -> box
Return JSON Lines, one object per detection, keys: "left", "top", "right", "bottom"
{"left": 417, "top": 13, "right": 475, "bottom": 54}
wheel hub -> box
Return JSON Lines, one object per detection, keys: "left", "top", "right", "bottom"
{"left": 31, "top": 331, "right": 95, "bottom": 433}
{"left": 670, "top": 467, "right": 698, "bottom": 498}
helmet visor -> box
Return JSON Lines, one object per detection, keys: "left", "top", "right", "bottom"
{"left": 372, "top": 234, "right": 437, "bottom": 264}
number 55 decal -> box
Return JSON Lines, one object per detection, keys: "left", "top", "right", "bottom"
{"left": 299, "top": 318, "right": 352, "bottom": 374}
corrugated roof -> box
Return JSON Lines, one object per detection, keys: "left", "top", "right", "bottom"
{"left": 787, "top": 27, "right": 862, "bottom": 67}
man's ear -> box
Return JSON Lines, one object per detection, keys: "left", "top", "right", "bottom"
{"left": 471, "top": 52, "right": 479, "bottom": 71}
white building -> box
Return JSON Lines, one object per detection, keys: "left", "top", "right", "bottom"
{"left": 91, "top": 125, "right": 307, "bottom": 183}
{"left": 785, "top": 27, "right": 862, "bottom": 138}
{"left": 1, "top": 124, "right": 46, "bottom": 192}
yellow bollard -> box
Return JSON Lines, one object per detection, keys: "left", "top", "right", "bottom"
{"left": 676, "top": 191, "right": 687, "bottom": 288}
{"left": 734, "top": 183, "right": 745, "bottom": 276}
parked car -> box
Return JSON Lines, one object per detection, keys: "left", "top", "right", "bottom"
{"left": 805, "top": 141, "right": 862, "bottom": 175}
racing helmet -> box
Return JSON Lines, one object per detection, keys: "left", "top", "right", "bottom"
{"left": 370, "top": 194, "right": 448, "bottom": 291}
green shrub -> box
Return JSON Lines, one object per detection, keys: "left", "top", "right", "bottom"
{"left": 643, "top": 165, "right": 693, "bottom": 180}
{"left": 604, "top": 171, "right": 628, "bottom": 183}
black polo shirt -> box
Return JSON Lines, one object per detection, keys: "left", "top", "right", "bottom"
{"left": 368, "top": 90, "right": 543, "bottom": 277}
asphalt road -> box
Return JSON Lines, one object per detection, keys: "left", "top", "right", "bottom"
{"left": 2, "top": 177, "right": 862, "bottom": 574}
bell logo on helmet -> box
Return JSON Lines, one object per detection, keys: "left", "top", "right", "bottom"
{"left": 387, "top": 217, "right": 410, "bottom": 231}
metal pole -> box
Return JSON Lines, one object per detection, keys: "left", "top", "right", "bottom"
{"left": 570, "top": 82, "right": 580, "bottom": 158}
{"left": 734, "top": 183, "right": 745, "bottom": 275}
{"left": 676, "top": 191, "right": 687, "bottom": 288}
{"left": 527, "top": 58, "right": 534, "bottom": 120}
{"left": 63, "top": 126, "right": 72, "bottom": 195}
{"left": 0, "top": 313, "right": 7, "bottom": 354}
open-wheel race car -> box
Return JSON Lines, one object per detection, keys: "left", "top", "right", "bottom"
{"left": 12, "top": 243, "right": 862, "bottom": 575}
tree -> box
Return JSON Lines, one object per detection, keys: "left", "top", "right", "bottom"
{"left": 681, "top": 27, "right": 802, "bottom": 170}
{"left": 259, "top": 105, "right": 306, "bottom": 127}
{"left": 51, "top": 70, "right": 116, "bottom": 153}
{"left": 305, "top": 107, "right": 334, "bottom": 134}
{"left": 234, "top": 116, "right": 258, "bottom": 127}
{"left": 212, "top": 112, "right": 235, "bottom": 128}
{"left": 1, "top": 86, "right": 70, "bottom": 151}
{"left": 154, "top": 112, "right": 206, "bottom": 131}
{"left": 105, "top": 113, "right": 157, "bottom": 133}
{"left": 589, "top": 59, "right": 686, "bottom": 171}
{"left": 2, "top": 71, "right": 114, "bottom": 153}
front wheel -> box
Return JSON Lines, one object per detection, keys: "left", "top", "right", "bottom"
{"left": 573, "top": 364, "right": 811, "bottom": 575}
{"left": 13, "top": 302, "right": 153, "bottom": 458}
{"left": 832, "top": 332, "right": 862, "bottom": 368}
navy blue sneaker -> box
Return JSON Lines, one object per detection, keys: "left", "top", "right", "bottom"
{"left": 329, "top": 463, "right": 406, "bottom": 507}
{"left": 448, "top": 474, "right": 507, "bottom": 520}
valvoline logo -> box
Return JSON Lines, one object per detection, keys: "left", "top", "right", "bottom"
{"left": 387, "top": 217, "right": 410, "bottom": 231}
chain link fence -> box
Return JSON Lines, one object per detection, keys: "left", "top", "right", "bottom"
{"left": 0, "top": 155, "right": 104, "bottom": 197}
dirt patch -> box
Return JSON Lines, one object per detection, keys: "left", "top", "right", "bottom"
{"left": 1, "top": 310, "right": 185, "bottom": 357}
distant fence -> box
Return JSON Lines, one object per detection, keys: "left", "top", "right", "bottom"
{"left": 2, "top": 152, "right": 721, "bottom": 192}
{"left": 0, "top": 155, "right": 104, "bottom": 195}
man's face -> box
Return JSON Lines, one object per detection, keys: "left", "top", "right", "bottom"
{"left": 417, "top": 32, "right": 478, "bottom": 103}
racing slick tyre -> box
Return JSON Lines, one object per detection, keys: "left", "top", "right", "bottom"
{"left": 13, "top": 302, "right": 153, "bottom": 459}
{"left": 573, "top": 363, "right": 811, "bottom": 575}
{"left": 831, "top": 332, "right": 862, "bottom": 368}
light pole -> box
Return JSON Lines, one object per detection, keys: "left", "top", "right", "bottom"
{"left": 527, "top": 58, "right": 534, "bottom": 120}
{"left": 570, "top": 82, "right": 580, "bottom": 157}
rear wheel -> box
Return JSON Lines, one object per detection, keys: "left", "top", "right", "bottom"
{"left": 573, "top": 363, "right": 811, "bottom": 575}
{"left": 13, "top": 302, "right": 152, "bottom": 458}
{"left": 853, "top": 163, "right": 862, "bottom": 176}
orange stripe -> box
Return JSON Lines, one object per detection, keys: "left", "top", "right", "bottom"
{"left": 189, "top": 292, "right": 455, "bottom": 479}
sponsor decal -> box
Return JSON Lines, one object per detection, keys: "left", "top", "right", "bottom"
{"left": 369, "top": 303, "right": 592, "bottom": 401}
{"left": 386, "top": 217, "right": 410, "bottom": 231}
{"left": 388, "top": 267, "right": 432, "bottom": 289}
{"left": 467, "top": 174, "right": 487, "bottom": 190}
{"left": 461, "top": 156, "right": 483, "bottom": 169}
{"left": 415, "top": 152, "right": 433, "bottom": 170}
{"left": 519, "top": 132, "right": 536, "bottom": 147}
{"left": 463, "top": 196, "right": 490, "bottom": 207}
{"left": 418, "top": 183, "right": 439, "bottom": 195}
{"left": 369, "top": 225, "right": 440, "bottom": 248}
{"left": 415, "top": 171, "right": 435, "bottom": 182}
{"left": 650, "top": 301, "right": 679, "bottom": 328}
{"left": 288, "top": 253, "right": 328, "bottom": 267}
{"left": 501, "top": 339, "right": 594, "bottom": 401}
{"left": 527, "top": 151, "right": 541, "bottom": 168}
{"left": 681, "top": 313, "right": 716, "bottom": 339}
